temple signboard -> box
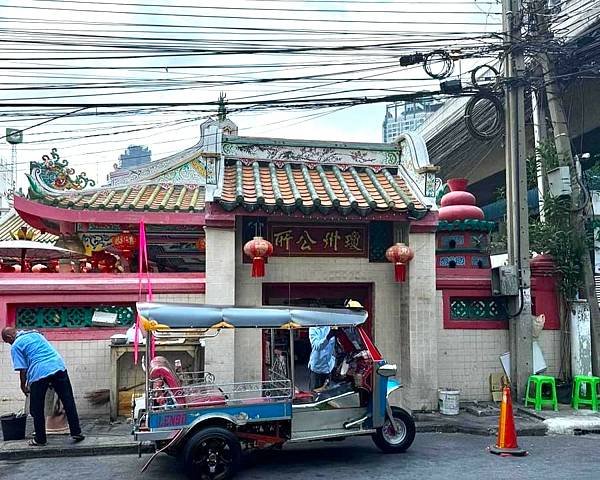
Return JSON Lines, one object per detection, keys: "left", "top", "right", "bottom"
{"left": 269, "top": 224, "right": 367, "bottom": 257}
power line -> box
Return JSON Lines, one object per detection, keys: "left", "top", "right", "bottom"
{"left": 4, "top": 4, "right": 504, "bottom": 26}
{"left": 0, "top": 107, "right": 89, "bottom": 142}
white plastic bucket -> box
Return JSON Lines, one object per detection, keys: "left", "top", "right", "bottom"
{"left": 438, "top": 389, "right": 460, "bottom": 415}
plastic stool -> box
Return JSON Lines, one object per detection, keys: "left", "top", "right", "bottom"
{"left": 572, "top": 375, "right": 600, "bottom": 412}
{"left": 524, "top": 375, "right": 558, "bottom": 411}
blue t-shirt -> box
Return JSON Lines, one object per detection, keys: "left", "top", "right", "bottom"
{"left": 308, "top": 327, "right": 336, "bottom": 374}
{"left": 11, "top": 331, "right": 66, "bottom": 384}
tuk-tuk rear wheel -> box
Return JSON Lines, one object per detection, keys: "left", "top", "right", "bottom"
{"left": 182, "top": 427, "right": 242, "bottom": 480}
{"left": 372, "top": 407, "right": 415, "bottom": 453}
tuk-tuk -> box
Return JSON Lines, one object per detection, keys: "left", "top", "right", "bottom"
{"left": 133, "top": 302, "right": 415, "bottom": 479}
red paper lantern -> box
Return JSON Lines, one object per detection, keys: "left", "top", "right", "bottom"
{"left": 111, "top": 231, "right": 139, "bottom": 260}
{"left": 385, "top": 242, "right": 414, "bottom": 282}
{"left": 243, "top": 236, "right": 273, "bottom": 277}
{"left": 195, "top": 237, "right": 206, "bottom": 252}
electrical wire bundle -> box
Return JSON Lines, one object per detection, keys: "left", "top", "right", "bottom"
{"left": 0, "top": 0, "right": 510, "bottom": 173}
{"left": 464, "top": 64, "right": 505, "bottom": 141}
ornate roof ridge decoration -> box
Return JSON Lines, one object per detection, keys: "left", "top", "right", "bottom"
{"left": 437, "top": 219, "right": 495, "bottom": 232}
{"left": 108, "top": 143, "right": 205, "bottom": 187}
{"left": 27, "top": 148, "right": 96, "bottom": 199}
{"left": 223, "top": 137, "right": 400, "bottom": 167}
{"left": 108, "top": 115, "right": 236, "bottom": 187}
{"left": 226, "top": 135, "right": 400, "bottom": 151}
{"left": 29, "top": 175, "right": 203, "bottom": 200}
{"left": 223, "top": 132, "right": 440, "bottom": 210}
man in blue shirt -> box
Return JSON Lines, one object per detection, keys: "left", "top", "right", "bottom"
{"left": 308, "top": 326, "right": 337, "bottom": 390}
{"left": 2, "top": 327, "right": 84, "bottom": 446}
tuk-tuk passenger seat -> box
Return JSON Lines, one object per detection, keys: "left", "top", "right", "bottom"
{"left": 149, "top": 356, "right": 226, "bottom": 408}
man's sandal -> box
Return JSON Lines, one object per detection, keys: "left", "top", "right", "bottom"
{"left": 28, "top": 439, "right": 46, "bottom": 446}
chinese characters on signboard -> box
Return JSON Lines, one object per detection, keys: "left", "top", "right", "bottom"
{"left": 269, "top": 224, "right": 367, "bottom": 257}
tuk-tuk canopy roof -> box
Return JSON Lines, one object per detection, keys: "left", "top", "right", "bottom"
{"left": 136, "top": 302, "right": 368, "bottom": 329}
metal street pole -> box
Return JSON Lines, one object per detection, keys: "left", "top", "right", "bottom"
{"left": 503, "top": 0, "right": 533, "bottom": 399}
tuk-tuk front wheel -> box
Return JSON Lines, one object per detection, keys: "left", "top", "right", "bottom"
{"left": 182, "top": 427, "right": 241, "bottom": 480}
{"left": 372, "top": 407, "right": 415, "bottom": 453}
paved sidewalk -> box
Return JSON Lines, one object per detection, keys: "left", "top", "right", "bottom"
{"left": 414, "top": 402, "right": 545, "bottom": 437}
{"left": 517, "top": 403, "right": 600, "bottom": 435}
{"left": 0, "top": 417, "right": 150, "bottom": 461}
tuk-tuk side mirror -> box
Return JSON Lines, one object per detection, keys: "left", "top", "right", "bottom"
{"left": 377, "top": 364, "right": 397, "bottom": 377}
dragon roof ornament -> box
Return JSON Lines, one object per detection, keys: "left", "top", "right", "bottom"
{"left": 27, "top": 148, "right": 96, "bottom": 199}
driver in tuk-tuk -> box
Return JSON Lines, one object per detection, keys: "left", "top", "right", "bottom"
{"left": 308, "top": 299, "right": 363, "bottom": 391}
{"left": 308, "top": 326, "right": 337, "bottom": 390}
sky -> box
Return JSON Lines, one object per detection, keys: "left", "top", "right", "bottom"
{"left": 0, "top": 0, "right": 503, "bottom": 192}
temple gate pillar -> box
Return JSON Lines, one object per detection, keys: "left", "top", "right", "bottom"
{"left": 204, "top": 226, "right": 236, "bottom": 384}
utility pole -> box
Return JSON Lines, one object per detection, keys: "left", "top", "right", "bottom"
{"left": 503, "top": 0, "right": 534, "bottom": 400}
{"left": 535, "top": 0, "right": 600, "bottom": 375}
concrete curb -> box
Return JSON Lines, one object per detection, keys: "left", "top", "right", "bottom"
{"left": 0, "top": 442, "right": 154, "bottom": 461}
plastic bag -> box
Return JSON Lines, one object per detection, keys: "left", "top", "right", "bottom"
{"left": 532, "top": 314, "right": 545, "bottom": 339}
{"left": 126, "top": 325, "right": 145, "bottom": 344}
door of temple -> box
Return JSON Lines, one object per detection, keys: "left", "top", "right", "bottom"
{"left": 262, "top": 282, "right": 373, "bottom": 389}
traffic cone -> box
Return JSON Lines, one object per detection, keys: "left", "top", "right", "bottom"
{"left": 489, "top": 386, "right": 528, "bottom": 456}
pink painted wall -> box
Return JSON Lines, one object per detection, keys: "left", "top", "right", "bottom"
{"left": 0, "top": 272, "right": 205, "bottom": 341}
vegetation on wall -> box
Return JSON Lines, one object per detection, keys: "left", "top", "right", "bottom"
{"left": 529, "top": 195, "right": 588, "bottom": 300}
{"left": 490, "top": 142, "right": 594, "bottom": 301}
{"left": 529, "top": 143, "right": 593, "bottom": 301}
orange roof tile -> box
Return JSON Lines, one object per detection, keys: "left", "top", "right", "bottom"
{"left": 215, "top": 160, "right": 427, "bottom": 217}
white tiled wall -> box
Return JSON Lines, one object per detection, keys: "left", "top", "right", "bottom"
{"left": 436, "top": 289, "right": 563, "bottom": 402}
{"left": 1, "top": 340, "right": 111, "bottom": 417}
{"left": 401, "top": 232, "right": 439, "bottom": 410}
{"left": 153, "top": 293, "right": 206, "bottom": 303}
{"left": 204, "top": 227, "right": 236, "bottom": 384}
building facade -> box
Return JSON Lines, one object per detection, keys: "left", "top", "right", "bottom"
{"left": 108, "top": 145, "right": 152, "bottom": 185}
{"left": 382, "top": 99, "right": 445, "bottom": 143}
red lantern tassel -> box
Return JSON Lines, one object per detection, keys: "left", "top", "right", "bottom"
{"left": 394, "top": 263, "right": 406, "bottom": 282}
{"left": 252, "top": 257, "right": 266, "bottom": 277}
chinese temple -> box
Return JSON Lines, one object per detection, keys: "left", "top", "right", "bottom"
{"left": 0, "top": 114, "right": 444, "bottom": 416}
{"left": 0, "top": 110, "right": 567, "bottom": 418}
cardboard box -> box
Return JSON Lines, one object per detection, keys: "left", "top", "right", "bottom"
{"left": 118, "top": 389, "right": 142, "bottom": 418}
{"left": 489, "top": 373, "right": 507, "bottom": 402}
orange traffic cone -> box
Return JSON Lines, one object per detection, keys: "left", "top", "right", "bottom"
{"left": 489, "top": 386, "right": 527, "bottom": 456}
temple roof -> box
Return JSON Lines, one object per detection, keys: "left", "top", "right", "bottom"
{"left": 18, "top": 120, "right": 438, "bottom": 225}
{"left": 29, "top": 181, "right": 205, "bottom": 213}
{"left": 0, "top": 210, "right": 57, "bottom": 243}
{"left": 214, "top": 159, "right": 426, "bottom": 216}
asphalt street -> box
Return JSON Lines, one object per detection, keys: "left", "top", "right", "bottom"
{"left": 0, "top": 433, "right": 598, "bottom": 480}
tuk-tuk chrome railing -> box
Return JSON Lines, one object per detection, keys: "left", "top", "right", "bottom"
{"left": 148, "top": 376, "right": 292, "bottom": 412}
{"left": 177, "top": 371, "right": 216, "bottom": 385}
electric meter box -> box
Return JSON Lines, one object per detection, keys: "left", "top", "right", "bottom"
{"left": 491, "top": 265, "right": 519, "bottom": 297}
{"left": 547, "top": 166, "right": 572, "bottom": 198}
